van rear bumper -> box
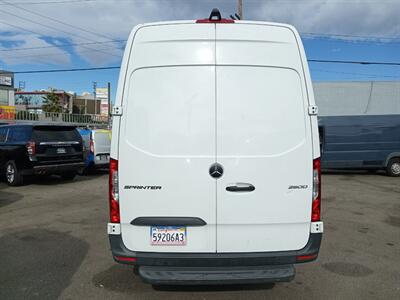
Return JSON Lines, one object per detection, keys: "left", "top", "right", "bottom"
{"left": 138, "top": 264, "right": 295, "bottom": 285}
{"left": 109, "top": 233, "right": 322, "bottom": 267}
{"left": 109, "top": 233, "right": 321, "bottom": 284}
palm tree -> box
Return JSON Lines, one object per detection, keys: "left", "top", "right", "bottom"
{"left": 42, "top": 90, "right": 63, "bottom": 113}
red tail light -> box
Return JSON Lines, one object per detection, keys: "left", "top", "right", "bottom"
{"left": 109, "top": 158, "right": 120, "bottom": 223}
{"left": 89, "top": 137, "right": 94, "bottom": 153}
{"left": 115, "top": 256, "right": 136, "bottom": 263}
{"left": 312, "top": 158, "right": 321, "bottom": 221}
{"left": 26, "top": 141, "right": 36, "bottom": 156}
{"left": 296, "top": 253, "right": 318, "bottom": 262}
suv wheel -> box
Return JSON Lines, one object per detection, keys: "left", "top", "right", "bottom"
{"left": 386, "top": 158, "right": 400, "bottom": 177}
{"left": 61, "top": 172, "right": 76, "bottom": 181}
{"left": 5, "top": 161, "right": 24, "bottom": 186}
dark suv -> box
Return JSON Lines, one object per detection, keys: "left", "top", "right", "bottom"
{"left": 0, "top": 124, "right": 85, "bottom": 186}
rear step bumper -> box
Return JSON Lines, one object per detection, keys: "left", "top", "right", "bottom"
{"left": 109, "top": 233, "right": 322, "bottom": 267}
{"left": 138, "top": 265, "right": 295, "bottom": 285}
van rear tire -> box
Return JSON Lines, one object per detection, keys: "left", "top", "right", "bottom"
{"left": 5, "top": 161, "right": 24, "bottom": 186}
{"left": 386, "top": 158, "right": 400, "bottom": 177}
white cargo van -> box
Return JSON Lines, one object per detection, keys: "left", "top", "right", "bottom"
{"left": 108, "top": 9, "right": 323, "bottom": 285}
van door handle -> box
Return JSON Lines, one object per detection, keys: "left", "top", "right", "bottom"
{"left": 226, "top": 183, "right": 255, "bottom": 192}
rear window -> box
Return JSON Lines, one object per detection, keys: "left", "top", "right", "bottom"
{"left": 32, "top": 126, "right": 81, "bottom": 142}
{"left": 7, "top": 127, "right": 31, "bottom": 142}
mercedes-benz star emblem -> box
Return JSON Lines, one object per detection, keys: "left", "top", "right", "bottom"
{"left": 209, "top": 163, "right": 223, "bottom": 179}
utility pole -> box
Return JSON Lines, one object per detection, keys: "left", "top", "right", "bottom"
{"left": 237, "top": 0, "right": 243, "bottom": 20}
{"left": 93, "top": 81, "right": 97, "bottom": 115}
{"left": 18, "top": 81, "right": 25, "bottom": 91}
{"left": 107, "top": 82, "right": 111, "bottom": 122}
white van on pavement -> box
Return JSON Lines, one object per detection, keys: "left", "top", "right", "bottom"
{"left": 108, "top": 9, "right": 323, "bottom": 285}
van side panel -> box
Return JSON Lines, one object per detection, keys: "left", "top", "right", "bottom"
{"left": 320, "top": 115, "right": 400, "bottom": 169}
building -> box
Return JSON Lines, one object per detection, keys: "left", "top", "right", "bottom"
{"left": 0, "top": 70, "right": 15, "bottom": 106}
{"left": 73, "top": 86, "right": 110, "bottom": 116}
{"left": 96, "top": 87, "right": 110, "bottom": 117}
{"left": 313, "top": 81, "right": 400, "bottom": 116}
{"left": 73, "top": 93, "right": 101, "bottom": 115}
{"left": 14, "top": 87, "right": 110, "bottom": 116}
{"left": 14, "top": 90, "right": 73, "bottom": 113}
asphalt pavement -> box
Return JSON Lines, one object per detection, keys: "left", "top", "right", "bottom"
{"left": 0, "top": 171, "right": 399, "bottom": 299}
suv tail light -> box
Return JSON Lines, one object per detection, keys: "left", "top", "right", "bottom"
{"left": 312, "top": 158, "right": 321, "bottom": 221}
{"left": 26, "top": 141, "right": 36, "bottom": 156}
{"left": 109, "top": 158, "right": 120, "bottom": 223}
{"left": 90, "top": 137, "right": 94, "bottom": 153}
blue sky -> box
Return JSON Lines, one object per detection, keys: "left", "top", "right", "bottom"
{"left": 0, "top": 0, "right": 399, "bottom": 102}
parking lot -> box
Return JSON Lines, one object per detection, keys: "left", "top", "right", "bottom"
{"left": 0, "top": 172, "right": 399, "bottom": 299}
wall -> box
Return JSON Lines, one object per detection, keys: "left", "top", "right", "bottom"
{"left": 314, "top": 81, "right": 400, "bottom": 116}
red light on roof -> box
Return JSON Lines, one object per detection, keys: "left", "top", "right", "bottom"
{"left": 196, "top": 8, "right": 235, "bottom": 24}
{"left": 196, "top": 19, "right": 235, "bottom": 23}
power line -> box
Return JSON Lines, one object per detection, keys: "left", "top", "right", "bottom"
{"left": 311, "top": 68, "right": 400, "bottom": 79}
{"left": 1, "top": 22, "right": 399, "bottom": 68}
{"left": 1, "top": 45, "right": 123, "bottom": 60}
{"left": 0, "top": 0, "right": 117, "bottom": 42}
{"left": 5, "top": 58, "right": 400, "bottom": 75}
{"left": 0, "top": 40, "right": 126, "bottom": 52}
{"left": 2, "top": 30, "right": 398, "bottom": 54}
{"left": 0, "top": 19, "right": 47, "bottom": 36}
{"left": 8, "top": 66, "right": 121, "bottom": 74}
{"left": 301, "top": 32, "right": 400, "bottom": 41}
{"left": 0, "top": 0, "right": 98, "bottom": 4}
{"left": 0, "top": 9, "right": 120, "bottom": 57}
{"left": 309, "top": 59, "right": 400, "bottom": 66}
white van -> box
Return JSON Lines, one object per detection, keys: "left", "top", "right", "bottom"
{"left": 79, "top": 129, "right": 111, "bottom": 173}
{"left": 108, "top": 9, "right": 323, "bottom": 285}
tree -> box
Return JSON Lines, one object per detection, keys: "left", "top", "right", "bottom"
{"left": 42, "top": 91, "right": 63, "bottom": 113}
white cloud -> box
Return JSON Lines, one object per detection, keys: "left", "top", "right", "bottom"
{"left": 250, "top": 0, "right": 400, "bottom": 38}
{"left": 0, "top": 33, "right": 71, "bottom": 65}
{"left": 0, "top": 0, "right": 398, "bottom": 66}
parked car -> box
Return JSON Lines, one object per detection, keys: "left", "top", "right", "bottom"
{"left": 78, "top": 128, "right": 111, "bottom": 173}
{"left": 319, "top": 115, "right": 400, "bottom": 176}
{"left": 107, "top": 10, "right": 323, "bottom": 285}
{"left": 0, "top": 124, "right": 84, "bottom": 186}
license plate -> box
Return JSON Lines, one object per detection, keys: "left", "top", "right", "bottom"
{"left": 57, "top": 148, "right": 66, "bottom": 154}
{"left": 151, "top": 226, "right": 186, "bottom": 246}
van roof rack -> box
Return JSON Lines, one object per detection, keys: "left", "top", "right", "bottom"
{"left": 196, "top": 8, "right": 235, "bottom": 23}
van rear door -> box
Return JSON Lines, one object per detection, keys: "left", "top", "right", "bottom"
{"left": 118, "top": 24, "right": 217, "bottom": 252}
{"left": 215, "top": 24, "right": 313, "bottom": 252}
